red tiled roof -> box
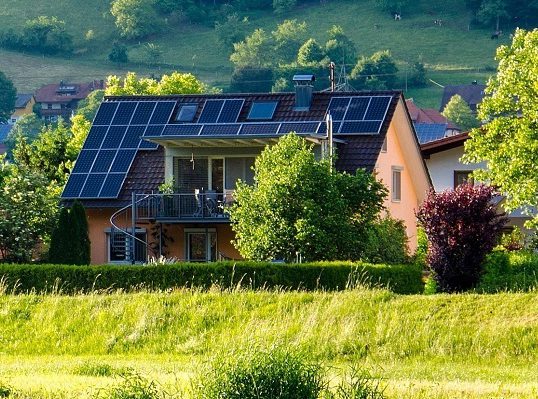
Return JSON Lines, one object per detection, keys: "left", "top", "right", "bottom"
{"left": 35, "top": 80, "right": 104, "bottom": 103}
{"left": 406, "top": 99, "right": 459, "bottom": 130}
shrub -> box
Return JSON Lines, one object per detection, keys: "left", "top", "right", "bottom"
{"left": 478, "top": 250, "right": 538, "bottom": 293}
{"left": 109, "top": 42, "right": 129, "bottom": 63}
{"left": 49, "top": 201, "right": 90, "bottom": 265}
{"left": 363, "top": 216, "right": 409, "bottom": 264}
{"left": 416, "top": 184, "right": 507, "bottom": 293}
{"left": 0, "top": 261, "right": 423, "bottom": 294}
{"left": 193, "top": 345, "right": 323, "bottom": 399}
{"left": 328, "top": 366, "right": 386, "bottom": 399}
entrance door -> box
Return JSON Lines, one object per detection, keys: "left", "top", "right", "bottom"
{"left": 186, "top": 230, "right": 217, "bottom": 262}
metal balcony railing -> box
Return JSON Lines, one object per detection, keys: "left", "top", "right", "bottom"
{"left": 134, "top": 192, "right": 231, "bottom": 222}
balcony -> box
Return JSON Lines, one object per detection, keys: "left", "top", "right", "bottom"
{"left": 134, "top": 192, "right": 231, "bottom": 223}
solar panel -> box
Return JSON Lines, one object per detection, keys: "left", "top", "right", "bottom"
{"left": 93, "top": 102, "right": 118, "bottom": 125}
{"left": 217, "top": 99, "right": 244, "bottom": 123}
{"left": 143, "top": 125, "right": 165, "bottom": 137}
{"left": 162, "top": 124, "right": 202, "bottom": 136}
{"left": 278, "top": 122, "right": 319, "bottom": 134}
{"left": 110, "top": 149, "right": 137, "bottom": 173}
{"left": 201, "top": 124, "right": 241, "bottom": 136}
{"left": 84, "top": 126, "right": 108, "bottom": 149}
{"left": 91, "top": 150, "right": 117, "bottom": 173}
{"left": 101, "top": 126, "right": 127, "bottom": 149}
{"left": 62, "top": 174, "right": 87, "bottom": 198}
{"left": 99, "top": 173, "right": 125, "bottom": 198}
{"left": 344, "top": 97, "right": 370, "bottom": 120}
{"left": 414, "top": 123, "right": 448, "bottom": 144}
{"left": 149, "top": 101, "right": 176, "bottom": 124}
{"left": 326, "top": 97, "right": 351, "bottom": 120}
{"left": 339, "top": 121, "right": 382, "bottom": 134}
{"left": 121, "top": 125, "right": 145, "bottom": 148}
{"left": 139, "top": 140, "right": 159, "bottom": 150}
{"left": 364, "top": 96, "right": 391, "bottom": 120}
{"left": 198, "top": 100, "right": 224, "bottom": 123}
{"left": 80, "top": 174, "right": 106, "bottom": 198}
{"left": 131, "top": 101, "right": 156, "bottom": 125}
{"left": 248, "top": 101, "right": 278, "bottom": 120}
{"left": 111, "top": 102, "right": 137, "bottom": 125}
{"left": 317, "top": 121, "right": 341, "bottom": 135}
{"left": 72, "top": 149, "right": 98, "bottom": 173}
{"left": 240, "top": 123, "right": 279, "bottom": 135}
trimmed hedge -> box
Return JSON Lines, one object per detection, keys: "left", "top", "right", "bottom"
{"left": 478, "top": 251, "right": 538, "bottom": 293}
{"left": 0, "top": 261, "right": 423, "bottom": 295}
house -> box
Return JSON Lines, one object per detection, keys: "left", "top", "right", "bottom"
{"left": 34, "top": 80, "right": 104, "bottom": 122}
{"left": 61, "top": 77, "right": 431, "bottom": 264}
{"left": 439, "top": 82, "right": 486, "bottom": 113}
{"left": 8, "top": 94, "right": 35, "bottom": 125}
{"left": 406, "top": 98, "right": 461, "bottom": 139}
{"left": 0, "top": 124, "right": 12, "bottom": 155}
{"left": 421, "top": 133, "right": 535, "bottom": 236}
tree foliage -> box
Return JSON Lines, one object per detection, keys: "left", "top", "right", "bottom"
{"left": 325, "top": 25, "right": 357, "bottom": 66}
{"left": 21, "top": 16, "right": 73, "bottom": 54}
{"left": 416, "top": 184, "right": 506, "bottom": 293}
{"left": 111, "top": 0, "right": 161, "bottom": 39}
{"left": 351, "top": 50, "right": 398, "bottom": 90}
{"left": 49, "top": 201, "right": 90, "bottom": 265}
{"left": 108, "top": 42, "right": 129, "bottom": 63}
{"left": 0, "top": 70, "right": 16, "bottom": 123}
{"left": 442, "top": 94, "right": 479, "bottom": 131}
{"left": 106, "top": 71, "right": 208, "bottom": 96}
{"left": 375, "top": 0, "right": 410, "bottom": 13}
{"left": 229, "top": 134, "right": 387, "bottom": 262}
{"left": 297, "top": 38, "right": 326, "bottom": 67}
{"left": 230, "top": 28, "right": 273, "bottom": 68}
{"left": 215, "top": 14, "right": 250, "bottom": 50}
{"left": 463, "top": 29, "right": 538, "bottom": 227}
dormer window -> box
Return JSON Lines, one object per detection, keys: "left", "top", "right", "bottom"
{"left": 175, "top": 104, "right": 198, "bottom": 122}
{"left": 248, "top": 101, "right": 278, "bottom": 120}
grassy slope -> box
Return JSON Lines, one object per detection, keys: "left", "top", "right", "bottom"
{"left": 1, "top": 289, "right": 538, "bottom": 398}
{"left": 0, "top": 0, "right": 513, "bottom": 107}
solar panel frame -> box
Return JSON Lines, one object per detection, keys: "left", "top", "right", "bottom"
{"left": 111, "top": 101, "right": 137, "bottom": 125}
{"left": 143, "top": 125, "right": 166, "bottom": 137}
{"left": 198, "top": 100, "right": 225, "bottom": 124}
{"left": 278, "top": 122, "right": 319, "bottom": 134}
{"left": 217, "top": 99, "right": 244, "bottom": 123}
{"left": 138, "top": 140, "right": 159, "bottom": 150}
{"left": 343, "top": 97, "right": 370, "bottom": 121}
{"left": 326, "top": 97, "right": 351, "bottom": 120}
{"left": 93, "top": 102, "right": 119, "bottom": 125}
{"left": 338, "top": 121, "right": 382, "bottom": 134}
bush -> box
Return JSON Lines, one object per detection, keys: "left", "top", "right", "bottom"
{"left": 417, "top": 184, "right": 507, "bottom": 293}
{"left": 109, "top": 42, "right": 129, "bottom": 63}
{"left": 363, "top": 216, "right": 409, "bottom": 264}
{"left": 328, "top": 366, "right": 386, "bottom": 399}
{"left": 193, "top": 346, "right": 323, "bottom": 399}
{"left": 0, "top": 261, "right": 423, "bottom": 294}
{"left": 478, "top": 250, "right": 538, "bottom": 293}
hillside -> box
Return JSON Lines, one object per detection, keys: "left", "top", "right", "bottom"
{"left": 0, "top": 0, "right": 517, "bottom": 108}
{"left": 1, "top": 289, "right": 538, "bottom": 398}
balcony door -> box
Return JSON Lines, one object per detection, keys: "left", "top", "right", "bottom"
{"left": 175, "top": 157, "right": 223, "bottom": 193}
{"left": 185, "top": 229, "right": 217, "bottom": 262}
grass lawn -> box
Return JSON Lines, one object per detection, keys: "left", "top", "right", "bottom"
{"left": 1, "top": 289, "right": 537, "bottom": 398}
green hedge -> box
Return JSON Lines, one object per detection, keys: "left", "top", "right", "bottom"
{"left": 478, "top": 251, "right": 538, "bottom": 292}
{"left": 0, "top": 261, "right": 423, "bottom": 295}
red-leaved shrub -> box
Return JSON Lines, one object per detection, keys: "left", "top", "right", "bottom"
{"left": 416, "top": 184, "right": 507, "bottom": 292}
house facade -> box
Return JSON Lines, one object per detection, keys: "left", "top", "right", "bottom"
{"left": 62, "top": 80, "right": 431, "bottom": 264}
{"left": 8, "top": 94, "right": 35, "bottom": 125}
{"left": 35, "top": 80, "right": 104, "bottom": 122}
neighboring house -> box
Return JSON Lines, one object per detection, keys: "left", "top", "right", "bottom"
{"left": 421, "top": 133, "right": 535, "bottom": 236}
{"left": 62, "top": 77, "right": 431, "bottom": 264}
{"left": 439, "top": 82, "right": 486, "bottom": 113}
{"left": 8, "top": 94, "right": 35, "bottom": 125}
{"left": 406, "top": 98, "right": 461, "bottom": 141}
{"left": 34, "top": 80, "right": 104, "bottom": 122}
{"left": 0, "top": 124, "right": 12, "bottom": 155}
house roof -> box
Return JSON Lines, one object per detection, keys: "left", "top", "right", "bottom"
{"left": 0, "top": 124, "right": 12, "bottom": 142}
{"left": 64, "top": 90, "right": 425, "bottom": 205}
{"left": 440, "top": 84, "right": 486, "bottom": 112}
{"left": 34, "top": 80, "right": 104, "bottom": 104}
{"left": 406, "top": 99, "right": 459, "bottom": 130}
{"left": 414, "top": 123, "right": 448, "bottom": 144}
{"left": 420, "top": 132, "right": 469, "bottom": 157}
{"left": 15, "top": 94, "right": 34, "bottom": 109}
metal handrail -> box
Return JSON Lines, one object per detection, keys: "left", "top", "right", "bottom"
{"left": 135, "top": 192, "right": 230, "bottom": 220}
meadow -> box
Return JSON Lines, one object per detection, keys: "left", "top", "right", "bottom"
{"left": 1, "top": 288, "right": 537, "bottom": 398}
{"left": 0, "top": 0, "right": 515, "bottom": 107}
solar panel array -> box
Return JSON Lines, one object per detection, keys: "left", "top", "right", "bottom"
{"left": 414, "top": 123, "right": 448, "bottom": 144}
{"left": 62, "top": 100, "right": 175, "bottom": 199}
{"left": 63, "top": 94, "right": 395, "bottom": 199}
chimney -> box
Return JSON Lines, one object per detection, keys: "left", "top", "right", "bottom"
{"left": 293, "top": 74, "right": 315, "bottom": 111}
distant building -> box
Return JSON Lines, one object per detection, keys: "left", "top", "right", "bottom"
{"left": 406, "top": 99, "right": 461, "bottom": 143}
{"left": 34, "top": 80, "right": 105, "bottom": 122}
{"left": 8, "top": 94, "right": 35, "bottom": 125}
{"left": 439, "top": 82, "right": 486, "bottom": 113}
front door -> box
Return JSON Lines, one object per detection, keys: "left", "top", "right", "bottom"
{"left": 186, "top": 230, "right": 217, "bottom": 262}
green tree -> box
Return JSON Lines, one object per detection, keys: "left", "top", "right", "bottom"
{"left": 271, "top": 19, "right": 308, "bottom": 65}
{"left": 230, "top": 28, "right": 273, "bottom": 68}
{"left": 22, "top": 16, "right": 73, "bottom": 54}
{"left": 48, "top": 207, "right": 71, "bottom": 264}
{"left": 408, "top": 61, "right": 427, "bottom": 88}
{"left": 71, "top": 200, "right": 91, "bottom": 265}
{"left": 229, "top": 133, "right": 387, "bottom": 261}
{"left": 325, "top": 25, "right": 357, "bottom": 66}
{"left": 75, "top": 90, "right": 104, "bottom": 121}
{"left": 441, "top": 94, "right": 479, "bottom": 131}
{"left": 375, "top": 0, "right": 410, "bottom": 13}
{"left": 351, "top": 50, "right": 399, "bottom": 90}
{"left": 297, "top": 38, "right": 326, "bottom": 67}
{"left": 463, "top": 28, "right": 538, "bottom": 228}
{"left": 111, "top": 0, "right": 161, "bottom": 39}
{"left": 0, "top": 161, "right": 59, "bottom": 262}
{"left": 215, "top": 14, "right": 249, "bottom": 50}
{"left": 108, "top": 42, "right": 129, "bottom": 63}
{"left": 106, "top": 71, "right": 208, "bottom": 96}
{"left": 0, "top": 70, "right": 16, "bottom": 123}
{"left": 477, "top": 0, "right": 509, "bottom": 30}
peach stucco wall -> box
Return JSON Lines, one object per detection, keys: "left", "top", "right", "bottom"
{"left": 374, "top": 100, "right": 431, "bottom": 252}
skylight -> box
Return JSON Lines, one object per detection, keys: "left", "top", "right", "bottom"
{"left": 175, "top": 104, "right": 198, "bottom": 122}
{"left": 247, "top": 101, "right": 278, "bottom": 120}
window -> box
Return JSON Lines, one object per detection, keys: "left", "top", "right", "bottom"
{"left": 107, "top": 229, "right": 147, "bottom": 263}
{"left": 225, "top": 157, "right": 255, "bottom": 190}
{"left": 175, "top": 104, "right": 198, "bottom": 122}
{"left": 247, "top": 101, "right": 278, "bottom": 120}
{"left": 392, "top": 167, "right": 402, "bottom": 202}
{"left": 185, "top": 228, "right": 217, "bottom": 262}
{"left": 454, "top": 170, "right": 473, "bottom": 188}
